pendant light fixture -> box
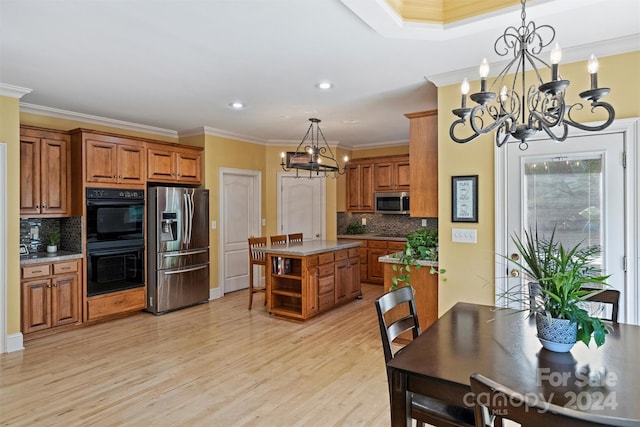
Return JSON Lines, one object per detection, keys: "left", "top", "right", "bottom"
{"left": 449, "top": 0, "right": 615, "bottom": 150}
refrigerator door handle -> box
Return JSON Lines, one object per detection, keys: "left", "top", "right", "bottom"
{"left": 163, "top": 249, "right": 208, "bottom": 258}
{"left": 163, "top": 264, "right": 208, "bottom": 275}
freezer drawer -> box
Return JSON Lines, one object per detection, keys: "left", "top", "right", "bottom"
{"left": 149, "top": 263, "right": 210, "bottom": 314}
{"left": 156, "top": 248, "right": 209, "bottom": 270}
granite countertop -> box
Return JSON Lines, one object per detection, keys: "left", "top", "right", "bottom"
{"left": 254, "top": 240, "right": 362, "bottom": 256}
{"left": 378, "top": 252, "right": 438, "bottom": 268}
{"left": 337, "top": 233, "right": 407, "bottom": 242}
{"left": 20, "top": 250, "right": 83, "bottom": 265}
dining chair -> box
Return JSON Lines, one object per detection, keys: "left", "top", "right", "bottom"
{"left": 470, "top": 373, "right": 638, "bottom": 427}
{"left": 288, "top": 233, "right": 303, "bottom": 243}
{"left": 270, "top": 234, "right": 287, "bottom": 245}
{"left": 247, "top": 237, "right": 267, "bottom": 310}
{"left": 583, "top": 288, "right": 620, "bottom": 323}
{"left": 375, "top": 287, "right": 475, "bottom": 427}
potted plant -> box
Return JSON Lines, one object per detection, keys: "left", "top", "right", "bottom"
{"left": 47, "top": 231, "right": 60, "bottom": 253}
{"left": 390, "top": 228, "right": 444, "bottom": 290}
{"left": 505, "top": 228, "right": 610, "bottom": 352}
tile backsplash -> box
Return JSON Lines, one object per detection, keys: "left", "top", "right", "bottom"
{"left": 337, "top": 212, "right": 437, "bottom": 236}
{"left": 20, "top": 217, "right": 82, "bottom": 253}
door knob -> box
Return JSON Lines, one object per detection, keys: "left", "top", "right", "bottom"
{"left": 510, "top": 253, "right": 520, "bottom": 261}
{"left": 315, "top": 233, "right": 320, "bottom": 238}
{"left": 510, "top": 269, "right": 520, "bottom": 278}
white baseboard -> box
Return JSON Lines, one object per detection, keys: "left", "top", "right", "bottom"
{"left": 209, "top": 287, "right": 221, "bottom": 300}
{"left": 6, "top": 333, "right": 24, "bottom": 353}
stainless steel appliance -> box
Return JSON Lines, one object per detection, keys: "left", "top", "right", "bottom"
{"left": 375, "top": 192, "right": 410, "bottom": 214}
{"left": 85, "top": 188, "right": 145, "bottom": 296}
{"left": 147, "top": 187, "right": 210, "bottom": 314}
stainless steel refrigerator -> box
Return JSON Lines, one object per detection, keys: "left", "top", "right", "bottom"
{"left": 147, "top": 186, "right": 210, "bottom": 314}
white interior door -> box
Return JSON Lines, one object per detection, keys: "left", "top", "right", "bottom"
{"left": 219, "top": 168, "right": 261, "bottom": 295}
{"left": 504, "top": 132, "right": 627, "bottom": 319}
{"left": 277, "top": 173, "right": 325, "bottom": 240}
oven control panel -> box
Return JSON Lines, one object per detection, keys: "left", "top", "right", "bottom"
{"left": 86, "top": 188, "right": 144, "bottom": 200}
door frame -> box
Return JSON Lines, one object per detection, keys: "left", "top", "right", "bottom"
{"left": 218, "top": 167, "right": 261, "bottom": 297}
{"left": 276, "top": 172, "right": 326, "bottom": 240}
{"left": 1, "top": 143, "right": 6, "bottom": 353}
{"left": 495, "top": 118, "right": 639, "bottom": 324}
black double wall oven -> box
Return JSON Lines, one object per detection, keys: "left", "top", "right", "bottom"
{"left": 86, "top": 188, "right": 145, "bottom": 296}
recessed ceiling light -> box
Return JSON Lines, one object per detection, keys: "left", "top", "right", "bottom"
{"left": 315, "top": 81, "right": 333, "bottom": 90}
{"left": 343, "top": 119, "right": 360, "bottom": 125}
{"left": 229, "top": 102, "right": 245, "bottom": 109}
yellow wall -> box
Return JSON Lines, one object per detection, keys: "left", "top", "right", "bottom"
{"left": 437, "top": 51, "right": 640, "bottom": 315}
{"left": 1, "top": 96, "right": 22, "bottom": 335}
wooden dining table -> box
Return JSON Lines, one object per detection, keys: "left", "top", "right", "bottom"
{"left": 387, "top": 302, "right": 640, "bottom": 426}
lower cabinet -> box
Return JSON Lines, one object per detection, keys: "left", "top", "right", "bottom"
{"left": 267, "top": 248, "right": 361, "bottom": 321}
{"left": 85, "top": 287, "right": 146, "bottom": 322}
{"left": 21, "top": 260, "right": 81, "bottom": 335}
{"left": 340, "top": 238, "right": 406, "bottom": 285}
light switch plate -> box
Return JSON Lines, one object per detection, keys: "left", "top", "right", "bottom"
{"left": 452, "top": 228, "right": 477, "bottom": 244}
{"left": 211, "top": 220, "right": 217, "bottom": 229}
{"left": 362, "top": 218, "right": 366, "bottom": 226}
{"left": 421, "top": 219, "right": 427, "bottom": 227}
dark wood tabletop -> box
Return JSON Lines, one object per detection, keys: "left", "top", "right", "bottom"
{"left": 387, "top": 302, "right": 640, "bottom": 426}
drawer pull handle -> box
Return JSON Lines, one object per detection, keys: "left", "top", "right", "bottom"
{"left": 115, "top": 300, "right": 123, "bottom": 305}
{"left": 32, "top": 270, "right": 42, "bottom": 274}
{"left": 60, "top": 267, "right": 70, "bottom": 270}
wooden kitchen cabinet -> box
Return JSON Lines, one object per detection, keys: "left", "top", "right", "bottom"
{"left": 71, "top": 129, "right": 146, "bottom": 187}
{"left": 21, "top": 259, "right": 81, "bottom": 335}
{"left": 346, "top": 161, "right": 374, "bottom": 211}
{"left": 85, "top": 287, "right": 146, "bottom": 322}
{"left": 405, "top": 110, "right": 438, "bottom": 217}
{"left": 19, "top": 126, "right": 71, "bottom": 217}
{"left": 147, "top": 142, "right": 202, "bottom": 185}
{"left": 374, "top": 155, "right": 410, "bottom": 192}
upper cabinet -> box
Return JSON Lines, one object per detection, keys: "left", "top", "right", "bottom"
{"left": 346, "top": 161, "right": 374, "bottom": 212}
{"left": 406, "top": 110, "right": 438, "bottom": 218}
{"left": 20, "top": 126, "right": 71, "bottom": 217}
{"left": 83, "top": 135, "right": 145, "bottom": 186}
{"left": 373, "top": 155, "right": 410, "bottom": 192}
{"left": 147, "top": 142, "right": 202, "bottom": 185}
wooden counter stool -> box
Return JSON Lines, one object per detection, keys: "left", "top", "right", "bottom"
{"left": 270, "top": 234, "right": 287, "bottom": 245}
{"left": 288, "top": 233, "right": 303, "bottom": 243}
{"left": 248, "top": 236, "right": 267, "bottom": 310}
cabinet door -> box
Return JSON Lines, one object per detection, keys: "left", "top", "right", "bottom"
{"left": 306, "top": 266, "right": 319, "bottom": 317}
{"left": 367, "top": 248, "right": 387, "bottom": 283}
{"left": 395, "top": 160, "right": 411, "bottom": 190}
{"left": 360, "top": 164, "right": 374, "bottom": 210}
{"left": 40, "top": 138, "right": 69, "bottom": 215}
{"left": 20, "top": 136, "right": 42, "bottom": 215}
{"left": 334, "top": 259, "right": 350, "bottom": 304}
{"left": 408, "top": 112, "right": 438, "bottom": 217}
{"left": 175, "top": 149, "right": 202, "bottom": 184}
{"left": 86, "top": 140, "right": 118, "bottom": 183}
{"left": 346, "top": 165, "right": 362, "bottom": 210}
{"left": 348, "top": 255, "right": 361, "bottom": 298}
{"left": 51, "top": 273, "right": 80, "bottom": 327}
{"left": 374, "top": 162, "right": 394, "bottom": 191}
{"left": 22, "top": 279, "right": 52, "bottom": 333}
{"left": 117, "top": 144, "right": 145, "bottom": 185}
{"left": 147, "top": 147, "right": 176, "bottom": 182}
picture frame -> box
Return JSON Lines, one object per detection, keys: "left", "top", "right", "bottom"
{"left": 452, "top": 175, "right": 478, "bottom": 223}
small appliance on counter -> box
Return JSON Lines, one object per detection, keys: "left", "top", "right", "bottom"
{"left": 20, "top": 244, "right": 29, "bottom": 256}
{"left": 147, "top": 186, "right": 210, "bottom": 315}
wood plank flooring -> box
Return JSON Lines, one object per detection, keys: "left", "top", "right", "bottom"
{"left": 0, "top": 284, "right": 393, "bottom": 426}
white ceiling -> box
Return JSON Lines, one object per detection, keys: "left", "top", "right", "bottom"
{"left": 1, "top": 0, "right": 638, "bottom": 149}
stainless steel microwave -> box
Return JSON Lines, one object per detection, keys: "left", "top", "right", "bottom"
{"left": 375, "top": 192, "right": 410, "bottom": 214}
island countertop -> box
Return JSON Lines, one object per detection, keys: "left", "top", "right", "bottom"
{"left": 255, "top": 240, "right": 362, "bottom": 256}
{"left": 378, "top": 252, "right": 438, "bottom": 268}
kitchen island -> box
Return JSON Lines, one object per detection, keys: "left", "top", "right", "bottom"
{"left": 256, "top": 240, "right": 362, "bottom": 321}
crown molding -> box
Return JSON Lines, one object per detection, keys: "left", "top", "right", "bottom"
{"left": 427, "top": 34, "right": 640, "bottom": 87}
{"left": 19, "top": 103, "right": 178, "bottom": 138}
{"left": 178, "top": 126, "right": 266, "bottom": 145}
{"left": 0, "top": 83, "right": 32, "bottom": 99}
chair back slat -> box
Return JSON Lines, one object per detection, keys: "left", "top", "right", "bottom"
{"left": 248, "top": 237, "right": 267, "bottom": 264}
{"left": 270, "top": 234, "right": 287, "bottom": 245}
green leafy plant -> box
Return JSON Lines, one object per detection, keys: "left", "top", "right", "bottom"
{"left": 345, "top": 221, "right": 366, "bottom": 235}
{"left": 503, "top": 228, "right": 611, "bottom": 347}
{"left": 48, "top": 230, "right": 60, "bottom": 246}
{"left": 390, "top": 228, "right": 445, "bottom": 290}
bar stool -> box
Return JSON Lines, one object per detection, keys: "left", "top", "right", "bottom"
{"left": 270, "top": 234, "right": 287, "bottom": 245}
{"left": 288, "top": 233, "right": 303, "bottom": 243}
{"left": 248, "top": 236, "right": 267, "bottom": 310}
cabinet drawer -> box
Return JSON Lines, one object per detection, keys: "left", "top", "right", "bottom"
{"left": 53, "top": 261, "right": 78, "bottom": 275}
{"left": 318, "top": 264, "right": 334, "bottom": 277}
{"left": 319, "top": 292, "right": 334, "bottom": 311}
{"left": 319, "top": 276, "right": 334, "bottom": 295}
{"left": 348, "top": 248, "right": 359, "bottom": 258}
{"left": 306, "top": 255, "right": 318, "bottom": 269}
{"left": 318, "top": 252, "right": 334, "bottom": 265}
{"left": 86, "top": 288, "right": 146, "bottom": 321}
{"left": 388, "top": 241, "right": 406, "bottom": 251}
{"left": 334, "top": 249, "right": 348, "bottom": 261}
{"left": 22, "top": 264, "right": 51, "bottom": 279}
{"left": 368, "top": 240, "right": 388, "bottom": 249}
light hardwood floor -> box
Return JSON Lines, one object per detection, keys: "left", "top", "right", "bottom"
{"left": 1, "top": 284, "right": 392, "bottom": 426}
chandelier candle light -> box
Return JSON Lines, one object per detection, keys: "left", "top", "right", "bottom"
{"left": 449, "top": 0, "right": 615, "bottom": 150}
{"left": 280, "top": 118, "right": 348, "bottom": 178}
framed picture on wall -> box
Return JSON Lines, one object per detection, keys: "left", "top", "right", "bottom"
{"left": 452, "top": 175, "right": 478, "bottom": 223}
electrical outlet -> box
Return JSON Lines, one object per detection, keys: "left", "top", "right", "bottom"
{"left": 211, "top": 220, "right": 217, "bottom": 229}
{"left": 361, "top": 218, "right": 366, "bottom": 226}
{"left": 452, "top": 228, "right": 477, "bottom": 244}
{"left": 421, "top": 219, "right": 427, "bottom": 227}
